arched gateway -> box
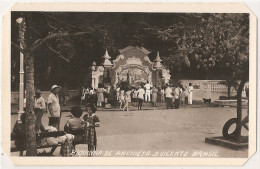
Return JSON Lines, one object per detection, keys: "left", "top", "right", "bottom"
{"left": 91, "top": 46, "right": 171, "bottom": 89}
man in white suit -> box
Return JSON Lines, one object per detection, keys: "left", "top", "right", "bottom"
{"left": 144, "top": 81, "right": 152, "bottom": 102}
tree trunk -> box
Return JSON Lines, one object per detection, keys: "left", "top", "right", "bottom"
{"left": 16, "top": 16, "right": 37, "bottom": 156}
{"left": 236, "top": 79, "right": 247, "bottom": 139}
{"left": 25, "top": 53, "right": 37, "bottom": 156}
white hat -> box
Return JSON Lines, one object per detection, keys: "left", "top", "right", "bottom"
{"left": 51, "top": 85, "right": 61, "bottom": 91}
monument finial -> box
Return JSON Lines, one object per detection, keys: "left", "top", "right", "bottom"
{"left": 103, "top": 49, "right": 113, "bottom": 68}
{"left": 154, "top": 51, "right": 162, "bottom": 69}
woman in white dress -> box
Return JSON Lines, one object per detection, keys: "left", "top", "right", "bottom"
{"left": 188, "top": 83, "right": 193, "bottom": 105}
{"left": 119, "top": 89, "right": 125, "bottom": 109}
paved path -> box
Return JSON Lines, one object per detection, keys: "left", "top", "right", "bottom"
{"left": 11, "top": 105, "right": 248, "bottom": 157}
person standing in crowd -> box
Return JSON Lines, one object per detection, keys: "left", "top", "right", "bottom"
{"left": 119, "top": 88, "right": 125, "bottom": 109}
{"left": 61, "top": 84, "right": 70, "bottom": 105}
{"left": 88, "top": 87, "right": 97, "bottom": 107}
{"left": 188, "top": 83, "right": 193, "bottom": 105}
{"left": 116, "top": 84, "right": 121, "bottom": 100}
{"left": 48, "top": 85, "right": 61, "bottom": 130}
{"left": 184, "top": 86, "right": 189, "bottom": 104}
{"left": 161, "top": 87, "right": 165, "bottom": 103}
{"left": 83, "top": 104, "right": 100, "bottom": 156}
{"left": 165, "top": 84, "right": 173, "bottom": 109}
{"left": 85, "top": 87, "right": 91, "bottom": 106}
{"left": 116, "top": 84, "right": 121, "bottom": 107}
{"left": 96, "top": 83, "right": 106, "bottom": 107}
{"left": 103, "top": 87, "right": 108, "bottom": 105}
{"left": 108, "top": 86, "right": 117, "bottom": 107}
{"left": 152, "top": 87, "right": 158, "bottom": 107}
{"left": 123, "top": 87, "right": 131, "bottom": 111}
{"left": 157, "top": 87, "right": 162, "bottom": 103}
{"left": 34, "top": 89, "right": 46, "bottom": 132}
{"left": 174, "top": 85, "right": 181, "bottom": 109}
{"left": 179, "top": 86, "right": 185, "bottom": 105}
{"left": 80, "top": 86, "right": 87, "bottom": 106}
{"left": 132, "top": 88, "right": 138, "bottom": 107}
{"left": 137, "top": 85, "right": 145, "bottom": 110}
{"left": 144, "top": 81, "right": 152, "bottom": 102}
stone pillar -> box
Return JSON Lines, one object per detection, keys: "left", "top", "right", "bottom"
{"left": 153, "top": 51, "right": 163, "bottom": 87}
{"left": 155, "top": 69, "right": 163, "bottom": 87}
{"left": 102, "top": 49, "right": 113, "bottom": 87}
{"left": 91, "top": 62, "right": 105, "bottom": 89}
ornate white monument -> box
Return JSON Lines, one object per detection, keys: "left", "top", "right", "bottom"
{"left": 91, "top": 46, "right": 171, "bottom": 89}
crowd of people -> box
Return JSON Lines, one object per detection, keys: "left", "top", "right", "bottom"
{"left": 14, "top": 81, "right": 194, "bottom": 156}
{"left": 80, "top": 81, "right": 194, "bottom": 111}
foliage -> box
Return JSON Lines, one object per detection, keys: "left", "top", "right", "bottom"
{"left": 154, "top": 13, "right": 249, "bottom": 80}
{"left": 219, "top": 79, "right": 239, "bottom": 98}
{"left": 12, "top": 12, "right": 249, "bottom": 87}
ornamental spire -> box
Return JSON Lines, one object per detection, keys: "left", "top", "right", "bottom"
{"left": 153, "top": 51, "right": 162, "bottom": 69}
{"left": 103, "top": 49, "right": 113, "bottom": 68}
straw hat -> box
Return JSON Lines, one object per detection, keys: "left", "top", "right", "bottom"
{"left": 51, "top": 85, "right": 61, "bottom": 91}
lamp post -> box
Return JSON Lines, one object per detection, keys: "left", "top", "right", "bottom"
{"left": 16, "top": 17, "right": 25, "bottom": 123}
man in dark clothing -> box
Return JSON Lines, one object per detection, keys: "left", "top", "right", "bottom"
{"left": 61, "top": 85, "right": 70, "bottom": 105}
{"left": 174, "top": 86, "right": 181, "bottom": 109}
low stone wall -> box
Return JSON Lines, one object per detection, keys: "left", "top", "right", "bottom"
{"left": 179, "top": 80, "right": 248, "bottom": 101}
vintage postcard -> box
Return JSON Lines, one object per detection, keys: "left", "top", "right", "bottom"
{"left": 1, "top": 3, "right": 257, "bottom": 166}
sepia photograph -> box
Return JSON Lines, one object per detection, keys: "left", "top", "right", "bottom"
{"left": 1, "top": 2, "right": 257, "bottom": 166}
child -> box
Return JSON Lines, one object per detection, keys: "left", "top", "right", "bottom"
{"left": 83, "top": 104, "right": 100, "bottom": 156}
{"left": 64, "top": 106, "right": 85, "bottom": 149}
{"left": 64, "top": 106, "right": 85, "bottom": 131}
